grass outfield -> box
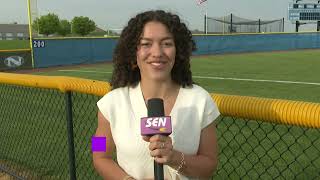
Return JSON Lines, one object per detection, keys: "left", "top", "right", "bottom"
{"left": 0, "top": 40, "right": 30, "bottom": 50}
{"left": 1, "top": 49, "right": 319, "bottom": 179}
{"left": 33, "top": 49, "right": 320, "bottom": 103}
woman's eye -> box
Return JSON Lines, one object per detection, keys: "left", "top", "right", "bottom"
{"left": 140, "top": 42, "right": 151, "bottom": 47}
{"left": 162, "top": 42, "right": 174, "bottom": 47}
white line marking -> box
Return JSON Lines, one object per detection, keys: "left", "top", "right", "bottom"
{"left": 58, "top": 70, "right": 112, "bottom": 74}
{"left": 58, "top": 69, "right": 320, "bottom": 86}
{"left": 193, "top": 75, "right": 320, "bottom": 86}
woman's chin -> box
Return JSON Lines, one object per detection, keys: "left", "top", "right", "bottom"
{"left": 146, "top": 74, "right": 171, "bottom": 82}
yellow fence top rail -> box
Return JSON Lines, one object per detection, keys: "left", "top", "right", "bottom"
{"left": 212, "top": 94, "right": 320, "bottom": 129}
{"left": 0, "top": 72, "right": 111, "bottom": 96}
{"left": 0, "top": 72, "right": 319, "bottom": 128}
{"left": 0, "top": 49, "right": 31, "bottom": 53}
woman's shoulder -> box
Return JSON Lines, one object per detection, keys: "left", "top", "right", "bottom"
{"left": 99, "top": 86, "right": 130, "bottom": 102}
{"left": 183, "top": 84, "right": 211, "bottom": 97}
{"left": 108, "top": 86, "right": 129, "bottom": 96}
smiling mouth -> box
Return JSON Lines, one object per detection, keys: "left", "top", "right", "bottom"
{"left": 150, "top": 62, "right": 165, "bottom": 66}
{"left": 147, "top": 60, "right": 167, "bottom": 68}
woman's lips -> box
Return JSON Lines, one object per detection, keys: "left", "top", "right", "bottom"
{"left": 149, "top": 61, "right": 167, "bottom": 69}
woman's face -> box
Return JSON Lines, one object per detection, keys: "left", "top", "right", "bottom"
{"left": 136, "top": 21, "right": 176, "bottom": 82}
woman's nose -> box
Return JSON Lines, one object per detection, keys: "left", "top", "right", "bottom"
{"left": 151, "top": 44, "right": 162, "bottom": 57}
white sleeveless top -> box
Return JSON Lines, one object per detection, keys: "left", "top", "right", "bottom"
{"left": 97, "top": 82, "right": 220, "bottom": 180}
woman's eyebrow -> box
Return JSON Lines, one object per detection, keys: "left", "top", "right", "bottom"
{"left": 140, "top": 37, "right": 174, "bottom": 41}
{"left": 161, "top": 37, "right": 174, "bottom": 41}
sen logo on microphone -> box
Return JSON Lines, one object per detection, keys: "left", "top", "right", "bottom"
{"left": 140, "top": 116, "right": 172, "bottom": 136}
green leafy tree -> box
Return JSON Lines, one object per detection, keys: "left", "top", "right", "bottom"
{"left": 71, "top": 16, "right": 96, "bottom": 36}
{"left": 32, "top": 13, "right": 60, "bottom": 36}
{"left": 57, "top": 20, "right": 71, "bottom": 36}
{"left": 32, "top": 18, "right": 40, "bottom": 33}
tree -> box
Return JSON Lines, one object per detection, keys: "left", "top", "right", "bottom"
{"left": 71, "top": 16, "right": 96, "bottom": 36}
{"left": 32, "top": 13, "right": 60, "bottom": 36}
{"left": 57, "top": 20, "right": 71, "bottom": 36}
{"left": 32, "top": 18, "right": 40, "bottom": 33}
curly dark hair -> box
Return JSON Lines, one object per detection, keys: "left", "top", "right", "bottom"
{"left": 111, "top": 10, "right": 196, "bottom": 89}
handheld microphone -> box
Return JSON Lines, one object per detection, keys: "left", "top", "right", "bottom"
{"left": 140, "top": 98, "right": 172, "bottom": 180}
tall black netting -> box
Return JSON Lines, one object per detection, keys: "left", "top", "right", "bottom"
{"left": 207, "top": 14, "right": 284, "bottom": 34}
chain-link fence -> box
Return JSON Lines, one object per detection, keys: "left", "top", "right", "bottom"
{"left": 0, "top": 84, "right": 103, "bottom": 180}
{"left": 0, "top": 84, "right": 70, "bottom": 179}
{"left": 214, "top": 117, "right": 320, "bottom": 179}
{"left": 0, "top": 77, "right": 319, "bottom": 179}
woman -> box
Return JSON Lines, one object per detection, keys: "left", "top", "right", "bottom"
{"left": 93, "top": 10, "right": 220, "bottom": 180}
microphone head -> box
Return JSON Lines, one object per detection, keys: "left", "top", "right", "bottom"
{"left": 141, "top": 98, "right": 172, "bottom": 136}
{"left": 147, "top": 98, "right": 164, "bottom": 117}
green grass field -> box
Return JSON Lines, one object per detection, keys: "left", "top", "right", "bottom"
{"left": 1, "top": 49, "right": 320, "bottom": 179}
{"left": 33, "top": 49, "right": 320, "bottom": 103}
{"left": 0, "top": 40, "right": 30, "bottom": 50}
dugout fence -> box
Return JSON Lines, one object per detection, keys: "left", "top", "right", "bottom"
{"left": 0, "top": 73, "right": 319, "bottom": 180}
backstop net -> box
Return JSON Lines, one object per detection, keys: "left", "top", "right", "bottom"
{"left": 207, "top": 14, "right": 284, "bottom": 34}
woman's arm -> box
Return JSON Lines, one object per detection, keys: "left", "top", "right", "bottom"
{"left": 146, "top": 121, "right": 218, "bottom": 179}
{"left": 92, "top": 110, "right": 134, "bottom": 180}
{"left": 173, "top": 122, "right": 218, "bottom": 179}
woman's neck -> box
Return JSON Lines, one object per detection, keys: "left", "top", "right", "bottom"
{"left": 140, "top": 78, "right": 179, "bottom": 101}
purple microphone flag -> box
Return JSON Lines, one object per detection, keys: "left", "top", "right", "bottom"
{"left": 141, "top": 116, "right": 172, "bottom": 136}
{"left": 91, "top": 136, "right": 106, "bottom": 152}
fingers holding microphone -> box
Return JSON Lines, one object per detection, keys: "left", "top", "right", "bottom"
{"left": 148, "top": 135, "right": 174, "bottom": 164}
{"left": 148, "top": 135, "right": 172, "bottom": 151}
{"left": 140, "top": 98, "right": 173, "bottom": 179}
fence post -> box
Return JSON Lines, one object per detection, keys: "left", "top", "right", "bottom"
{"left": 230, "top": 13, "right": 233, "bottom": 33}
{"left": 65, "top": 91, "right": 77, "bottom": 180}
{"left": 204, "top": 13, "right": 207, "bottom": 34}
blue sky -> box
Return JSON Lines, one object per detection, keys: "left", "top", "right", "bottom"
{"left": 0, "top": 0, "right": 317, "bottom": 32}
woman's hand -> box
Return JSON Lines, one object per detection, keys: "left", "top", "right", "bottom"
{"left": 142, "top": 135, "right": 176, "bottom": 165}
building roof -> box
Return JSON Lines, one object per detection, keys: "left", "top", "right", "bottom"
{"left": 0, "top": 24, "right": 29, "bottom": 33}
{"left": 94, "top": 26, "right": 107, "bottom": 33}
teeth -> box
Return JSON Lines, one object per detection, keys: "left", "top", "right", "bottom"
{"left": 151, "top": 62, "right": 162, "bottom": 66}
